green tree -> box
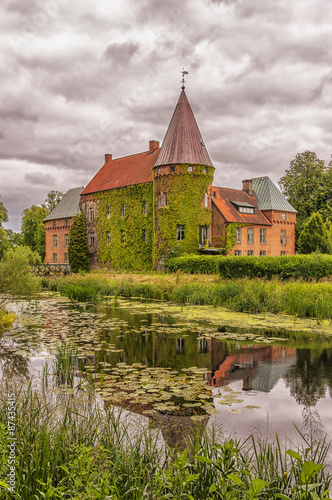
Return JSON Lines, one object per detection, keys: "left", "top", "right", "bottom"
{"left": 68, "top": 212, "right": 90, "bottom": 273}
{"left": 43, "top": 190, "right": 64, "bottom": 211}
{"left": 298, "top": 212, "right": 330, "bottom": 254}
{"left": 21, "top": 205, "right": 49, "bottom": 260}
{"left": 279, "top": 151, "right": 332, "bottom": 246}
{"left": 0, "top": 195, "right": 9, "bottom": 259}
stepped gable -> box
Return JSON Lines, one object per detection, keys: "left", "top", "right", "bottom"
{"left": 251, "top": 176, "right": 297, "bottom": 213}
{"left": 44, "top": 186, "right": 83, "bottom": 221}
{"left": 212, "top": 186, "right": 271, "bottom": 225}
{"left": 81, "top": 147, "right": 160, "bottom": 196}
{"left": 154, "top": 89, "right": 213, "bottom": 168}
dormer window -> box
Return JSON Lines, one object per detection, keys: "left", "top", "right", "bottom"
{"left": 238, "top": 206, "right": 255, "bottom": 214}
{"left": 231, "top": 201, "right": 255, "bottom": 214}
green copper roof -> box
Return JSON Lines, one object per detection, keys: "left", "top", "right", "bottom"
{"left": 44, "top": 186, "right": 83, "bottom": 221}
{"left": 251, "top": 176, "right": 297, "bottom": 213}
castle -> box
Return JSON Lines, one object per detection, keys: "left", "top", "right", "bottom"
{"left": 44, "top": 85, "right": 296, "bottom": 269}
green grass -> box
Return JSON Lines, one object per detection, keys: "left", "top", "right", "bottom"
{"left": 43, "top": 274, "right": 332, "bottom": 321}
{"left": 0, "top": 380, "right": 330, "bottom": 499}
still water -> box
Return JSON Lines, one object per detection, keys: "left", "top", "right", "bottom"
{"left": 1, "top": 296, "right": 332, "bottom": 450}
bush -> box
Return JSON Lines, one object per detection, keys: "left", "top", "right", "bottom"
{"left": 167, "top": 254, "right": 332, "bottom": 280}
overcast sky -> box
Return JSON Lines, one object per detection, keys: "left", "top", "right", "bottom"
{"left": 1, "top": 0, "right": 332, "bottom": 231}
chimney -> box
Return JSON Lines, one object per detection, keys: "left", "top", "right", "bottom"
{"left": 242, "top": 179, "right": 253, "bottom": 196}
{"left": 105, "top": 154, "right": 112, "bottom": 163}
{"left": 149, "top": 140, "right": 159, "bottom": 153}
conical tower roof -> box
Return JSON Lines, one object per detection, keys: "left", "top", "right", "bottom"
{"left": 154, "top": 89, "right": 214, "bottom": 168}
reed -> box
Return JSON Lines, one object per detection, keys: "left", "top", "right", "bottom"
{"left": 43, "top": 274, "right": 332, "bottom": 321}
{"left": 0, "top": 383, "right": 330, "bottom": 499}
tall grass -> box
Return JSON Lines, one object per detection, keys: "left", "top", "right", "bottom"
{"left": 43, "top": 275, "right": 332, "bottom": 321}
{"left": 0, "top": 383, "right": 330, "bottom": 499}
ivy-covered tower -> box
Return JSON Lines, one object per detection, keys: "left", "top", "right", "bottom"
{"left": 152, "top": 85, "right": 215, "bottom": 266}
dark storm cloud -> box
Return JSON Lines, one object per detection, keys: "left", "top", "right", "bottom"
{"left": 25, "top": 172, "right": 56, "bottom": 186}
{"left": 1, "top": 0, "right": 332, "bottom": 229}
{"left": 104, "top": 41, "right": 139, "bottom": 64}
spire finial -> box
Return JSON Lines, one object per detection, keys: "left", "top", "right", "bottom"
{"left": 181, "top": 69, "right": 188, "bottom": 89}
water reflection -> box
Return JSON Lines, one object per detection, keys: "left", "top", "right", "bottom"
{"left": 1, "top": 297, "right": 332, "bottom": 451}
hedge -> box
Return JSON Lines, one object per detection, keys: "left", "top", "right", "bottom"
{"left": 166, "top": 254, "right": 332, "bottom": 280}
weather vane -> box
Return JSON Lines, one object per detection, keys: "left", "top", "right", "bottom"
{"left": 181, "top": 69, "right": 189, "bottom": 89}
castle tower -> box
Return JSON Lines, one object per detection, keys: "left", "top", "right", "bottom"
{"left": 153, "top": 85, "right": 215, "bottom": 266}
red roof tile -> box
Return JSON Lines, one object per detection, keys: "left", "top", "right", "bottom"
{"left": 212, "top": 186, "right": 271, "bottom": 225}
{"left": 81, "top": 148, "right": 160, "bottom": 195}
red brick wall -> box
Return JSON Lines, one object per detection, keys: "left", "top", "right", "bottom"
{"left": 45, "top": 218, "right": 72, "bottom": 264}
{"left": 211, "top": 206, "right": 296, "bottom": 256}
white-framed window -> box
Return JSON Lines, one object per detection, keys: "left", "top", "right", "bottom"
{"left": 89, "top": 231, "right": 95, "bottom": 246}
{"left": 239, "top": 206, "right": 255, "bottom": 214}
{"left": 170, "top": 165, "right": 175, "bottom": 173}
{"left": 204, "top": 193, "right": 209, "bottom": 208}
{"left": 260, "top": 228, "right": 266, "bottom": 244}
{"left": 157, "top": 167, "right": 161, "bottom": 175}
{"left": 52, "top": 221, "right": 56, "bottom": 227}
{"left": 52, "top": 253, "right": 57, "bottom": 262}
{"left": 142, "top": 202, "right": 147, "bottom": 215}
{"left": 247, "top": 250, "right": 254, "bottom": 256}
{"left": 203, "top": 168, "right": 207, "bottom": 173}
{"left": 107, "top": 232, "right": 111, "bottom": 244}
{"left": 89, "top": 207, "right": 94, "bottom": 221}
{"left": 282, "top": 213, "right": 286, "bottom": 221}
{"left": 281, "top": 229, "right": 287, "bottom": 245}
{"left": 121, "top": 203, "right": 126, "bottom": 217}
{"left": 176, "top": 225, "right": 185, "bottom": 241}
{"left": 236, "top": 227, "right": 241, "bottom": 243}
{"left": 65, "top": 234, "right": 69, "bottom": 247}
{"left": 64, "top": 253, "right": 68, "bottom": 262}
{"left": 187, "top": 166, "right": 193, "bottom": 172}
{"left": 247, "top": 227, "right": 254, "bottom": 244}
{"left": 64, "top": 219, "right": 68, "bottom": 226}
{"left": 53, "top": 235, "right": 57, "bottom": 247}
{"left": 107, "top": 204, "right": 111, "bottom": 218}
{"left": 121, "top": 230, "right": 126, "bottom": 244}
{"left": 260, "top": 250, "right": 266, "bottom": 256}
{"left": 163, "top": 192, "right": 168, "bottom": 207}
{"left": 199, "top": 225, "right": 210, "bottom": 246}
{"left": 234, "top": 250, "right": 241, "bottom": 256}
{"left": 281, "top": 251, "right": 286, "bottom": 256}
{"left": 158, "top": 193, "right": 162, "bottom": 208}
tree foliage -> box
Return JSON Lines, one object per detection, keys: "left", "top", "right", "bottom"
{"left": 43, "top": 190, "right": 64, "bottom": 211}
{"left": 0, "top": 246, "right": 41, "bottom": 299}
{"left": 21, "top": 205, "right": 49, "bottom": 260}
{"left": 68, "top": 212, "right": 90, "bottom": 273}
{"left": 297, "top": 212, "right": 331, "bottom": 254}
{"left": 279, "top": 151, "right": 332, "bottom": 248}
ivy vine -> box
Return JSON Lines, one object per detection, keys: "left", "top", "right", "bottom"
{"left": 94, "top": 183, "right": 153, "bottom": 270}
{"left": 153, "top": 164, "right": 214, "bottom": 265}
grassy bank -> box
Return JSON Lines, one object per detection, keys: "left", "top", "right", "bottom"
{"left": 43, "top": 272, "right": 332, "bottom": 321}
{"left": 0, "top": 382, "right": 330, "bottom": 499}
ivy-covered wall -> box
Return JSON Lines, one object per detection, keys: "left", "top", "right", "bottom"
{"left": 153, "top": 164, "right": 214, "bottom": 265}
{"left": 93, "top": 183, "right": 154, "bottom": 270}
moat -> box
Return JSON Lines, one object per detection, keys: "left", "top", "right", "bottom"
{"left": 1, "top": 295, "right": 332, "bottom": 450}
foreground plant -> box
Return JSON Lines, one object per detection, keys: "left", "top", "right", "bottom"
{"left": 0, "top": 380, "right": 330, "bottom": 499}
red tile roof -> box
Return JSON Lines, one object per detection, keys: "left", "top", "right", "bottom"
{"left": 154, "top": 90, "right": 214, "bottom": 168}
{"left": 212, "top": 186, "right": 271, "bottom": 225}
{"left": 81, "top": 148, "right": 160, "bottom": 195}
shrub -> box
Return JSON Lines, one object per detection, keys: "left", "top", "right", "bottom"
{"left": 167, "top": 254, "right": 332, "bottom": 280}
